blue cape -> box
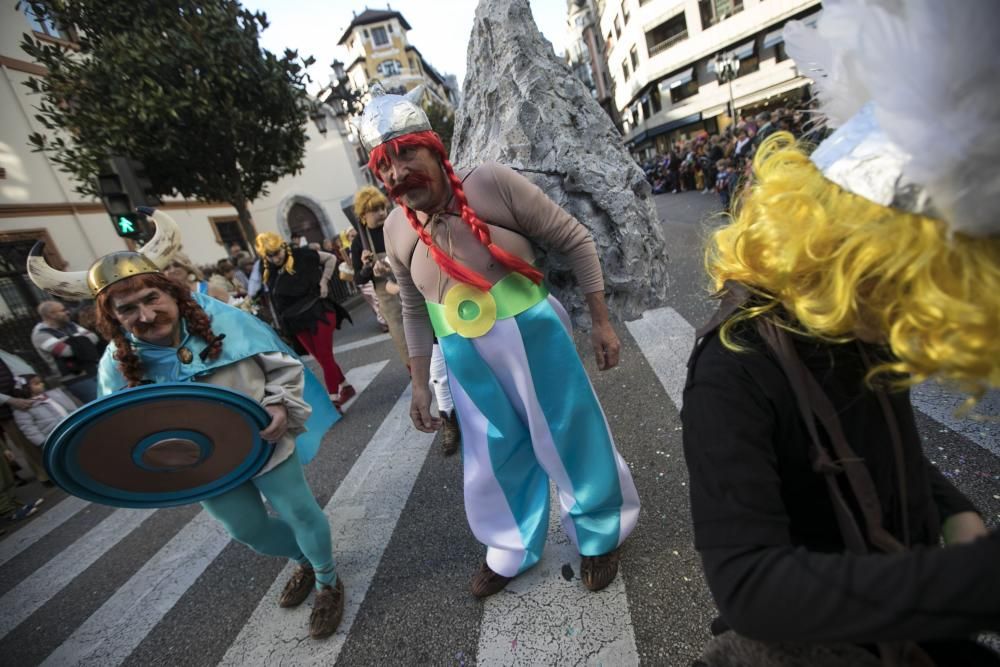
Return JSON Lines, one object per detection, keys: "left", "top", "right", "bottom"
{"left": 97, "top": 292, "right": 339, "bottom": 464}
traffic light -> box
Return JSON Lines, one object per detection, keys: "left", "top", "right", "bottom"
{"left": 112, "top": 212, "right": 146, "bottom": 239}
{"left": 95, "top": 156, "right": 161, "bottom": 240}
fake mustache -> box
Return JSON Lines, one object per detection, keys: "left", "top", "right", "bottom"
{"left": 388, "top": 172, "right": 433, "bottom": 199}
{"left": 134, "top": 315, "right": 172, "bottom": 331}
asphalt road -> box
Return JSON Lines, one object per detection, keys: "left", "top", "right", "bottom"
{"left": 1, "top": 191, "right": 996, "bottom": 666}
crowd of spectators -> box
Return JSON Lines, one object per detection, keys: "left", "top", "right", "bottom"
{"left": 641, "top": 107, "right": 818, "bottom": 208}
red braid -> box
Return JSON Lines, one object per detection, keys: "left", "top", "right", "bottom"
{"left": 368, "top": 130, "right": 544, "bottom": 291}
{"left": 440, "top": 159, "right": 544, "bottom": 285}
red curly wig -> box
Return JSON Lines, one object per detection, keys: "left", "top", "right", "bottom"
{"left": 96, "top": 272, "right": 223, "bottom": 387}
{"left": 367, "top": 130, "right": 543, "bottom": 291}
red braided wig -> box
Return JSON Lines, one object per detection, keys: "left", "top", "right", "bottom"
{"left": 368, "top": 130, "right": 543, "bottom": 291}
{"left": 96, "top": 273, "right": 223, "bottom": 387}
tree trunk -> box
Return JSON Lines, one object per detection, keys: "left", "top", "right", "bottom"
{"left": 232, "top": 197, "right": 256, "bottom": 250}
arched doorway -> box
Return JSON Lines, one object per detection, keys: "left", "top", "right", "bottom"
{"left": 276, "top": 194, "right": 335, "bottom": 243}
{"left": 287, "top": 203, "right": 325, "bottom": 244}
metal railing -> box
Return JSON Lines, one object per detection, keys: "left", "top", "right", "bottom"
{"left": 647, "top": 30, "right": 689, "bottom": 57}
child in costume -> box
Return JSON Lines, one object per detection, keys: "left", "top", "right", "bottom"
{"left": 683, "top": 2, "right": 1000, "bottom": 665}
{"left": 358, "top": 85, "right": 640, "bottom": 597}
{"left": 27, "top": 210, "right": 344, "bottom": 640}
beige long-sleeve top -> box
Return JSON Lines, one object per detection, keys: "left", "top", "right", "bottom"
{"left": 193, "top": 351, "right": 311, "bottom": 476}
{"left": 384, "top": 161, "right": 604, "bottom": 358}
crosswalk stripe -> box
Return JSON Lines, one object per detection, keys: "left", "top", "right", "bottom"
{"left": 0, "top": 496, "right": 90, "bottom": 568}
{"left": 35, "top": 359, "right": 391, "bottom": 665}
{"left": 477, "top": 487, "right": 640, "bottom": 666}
{"left": 626, "top": 306, "right": 695, "bottom": 410}
{"left": 219, "top": 383, "right": 437, "bottom": 666}
{"left": 338, "top": 360, "right": 390, "bottom": 411}
{"left": 334, "top": 333, "right": 391, "bottom": 354}
{"left": 0, "top": 508, "right": 152, "bottom": 640}
{"left": 41, "top": 511, "right": 230, "bottom": 667}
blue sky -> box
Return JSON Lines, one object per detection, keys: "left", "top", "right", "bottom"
{"left": 243, "top": 1, "right": 571, "bottom": 92}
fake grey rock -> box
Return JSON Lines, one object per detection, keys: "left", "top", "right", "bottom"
{"left": 452, "top": 0, "right": 668, "bottom": 328}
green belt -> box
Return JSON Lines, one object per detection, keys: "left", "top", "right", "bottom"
{"left": 426, "top": 272, "right": 548, "bottom": 339}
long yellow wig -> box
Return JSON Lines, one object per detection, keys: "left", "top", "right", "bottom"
{"left": 708, "top": 132, "right": 1000, "bottom": 400}
{"left": 254, "top": 232, "right": 294, "bottom": 284}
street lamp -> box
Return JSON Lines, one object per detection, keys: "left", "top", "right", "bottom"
{"left": 714, "top": 53, "right": 739, "bottom": 121}
{"left": 322, "top": 59, "right": 362, "bottom": 117}
{"left": 309, "top": 104, "right": 329, "bottom": 135}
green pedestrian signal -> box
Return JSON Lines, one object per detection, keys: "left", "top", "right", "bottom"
{"left": 111, "top": 211, "right": 147, "bottom": 239}
{"left": 117, "top": 216, "right": 136, "bottom": 234}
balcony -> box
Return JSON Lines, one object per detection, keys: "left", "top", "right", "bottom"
{"left": 647, "top": 30, "right": 689, "bottom": 57}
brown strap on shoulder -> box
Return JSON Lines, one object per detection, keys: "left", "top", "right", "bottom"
{"left": 755, "top": 318, "right": 905, "bottom": 555}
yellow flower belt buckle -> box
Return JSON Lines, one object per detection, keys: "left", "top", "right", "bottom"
{"left": 443, "top": 284, "right": 497, "bottom": 338}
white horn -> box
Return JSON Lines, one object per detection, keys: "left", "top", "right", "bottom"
{"left": 137, "top": 207, "right": 181, "bottom": 269}
{"left": 26, "top": 242, "right": 92, "bottom": 300}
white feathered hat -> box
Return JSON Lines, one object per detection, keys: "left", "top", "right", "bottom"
{"left": 784, "top": 0, "right": 1000, "bottom": 238}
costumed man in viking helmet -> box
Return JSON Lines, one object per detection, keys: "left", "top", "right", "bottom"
{"left": 361, "top": 84, "right": 640, "bottom": 597}
{"left": 27, "top": 211, "right": 345, "bottom": 640}
{"left": 682, "top": 2, "right": 1000, "bottom": 665}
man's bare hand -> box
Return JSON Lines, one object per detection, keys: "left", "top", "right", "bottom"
{"left": 373, "top": 259, "right": 391, "bottom": 278}
{"left": 319, "top": 282, "right": 329, "bottom": 299}
{"left": 8, "top": 397, "right": 36, "bottom": 411}
{"left": 361, "top": 250, "right": 375, "bottom": 265}
{"left": 260, "top": 403, "right": 289, "bottom": 442}
{"left": 943, "top": 511, "right": 989, "bottom": 545}
{"left": 591, "top": 321, "right": 621, "bottom": 371}
{"left": 410, "top": 384, "right": 441, "bottom": 433}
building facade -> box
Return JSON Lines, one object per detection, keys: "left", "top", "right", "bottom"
{"left": 565, "top": 0, "right": 618, "bottom": 122}
{"left": 600, "top": 0, "right": 821, "bottom": 158}
{"left": 337, "top": 8, "right": 457, "bottom": 110}
{"left": 1, "top": 3, "right": 366, "bottom": 363}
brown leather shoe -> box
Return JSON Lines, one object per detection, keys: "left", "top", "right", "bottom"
{"left": 440, "top": 410, "right": 461, "bottom": 457}
{"left": 278, "top": 564, "right": 315, "bottom": 608}
{"left": 309, "top": 577, "right": 345, "bottom": 639}
{"left": 580, "top": 548, "right": 620, "bottom": 591}
{"left": 470, "top": 562, "right": 512, "bottom": 598}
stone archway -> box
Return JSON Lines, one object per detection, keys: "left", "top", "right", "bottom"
{"left": 275, "top": 194, "right": 334, "bottom": 242}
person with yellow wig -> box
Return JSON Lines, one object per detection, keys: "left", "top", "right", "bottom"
{"left": 350, "top": 185, "right": 408, "bottom": 364}
{"left": 255, "top": 233, "right": 355, "bottom": 408}
{"left": 682, "top": 2, "right": 1000, "bottom": 665}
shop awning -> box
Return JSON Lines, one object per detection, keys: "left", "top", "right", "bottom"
{"left": 763, "top": 26, "right": 784, "bottom": 49}
{"left": 659, "top": 67, "right": 695, "bottom": 92}
{"left": 646, "top": 112, "right": 703, "bottom": 139}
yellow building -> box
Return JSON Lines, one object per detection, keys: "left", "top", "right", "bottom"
{"left": 337, "top": 8, "right": 458, "bottom": 110}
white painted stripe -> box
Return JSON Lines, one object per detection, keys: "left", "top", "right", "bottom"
{"left": 333, "top": 333, "right": 391, "bottom": 354}
{"left": 0, "top": 508, "right": 152, "bottom": 640}
{"left": 41, "top": 512, "right": 230, "bottom": 667}
{"left": 626, "top": 306, "right": 695, "bottom": 410}
{"left": 34, "top": 360, "right": 391, "bottom": 664}
{"left": 911, "top": 385, "right": 1000, "bottom": 458}
{"left": 477, "top": 486, "right": 640, "bottom": 666}
{"left": 0, "top": 496, "right": 90, "bottom": 568}
{"left": 219, "top": 383, "right": 437, "bottom": 666}
{"left": 338, "top": 360, "right": 389, "bottom": 411}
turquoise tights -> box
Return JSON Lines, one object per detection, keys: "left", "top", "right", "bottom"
{"left": 201, "top": 453, "right": 335, "bottom": 588}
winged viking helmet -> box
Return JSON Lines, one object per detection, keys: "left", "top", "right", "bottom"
{"left": 27, "top": 207, "right": 182, "bottom": 299}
